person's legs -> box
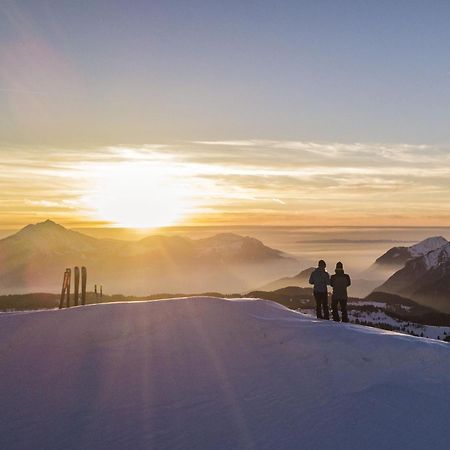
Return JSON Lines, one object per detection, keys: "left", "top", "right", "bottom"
{"left": 340, "top": 298, "right": 349, "bottom": 322}
{"left": 321, "top": 293, "right": 330, "bottom": 320}
{"left": 314, "top": 293, "right": 323, "bottom": 319}
{"left": 331, "top": 298, "right": 340, "bottom": 321}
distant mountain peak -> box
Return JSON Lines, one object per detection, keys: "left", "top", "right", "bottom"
{"left": 374, "top": 235, "right": 449, "bottom": 269}
{"left": 294, "top": 266, "right": 315, "bottom": 278}
{"left": 420, "top": 242, "right": 450, "bottom": 270}
{"left": 409, "top": 236, "right": 448, "bottom": 257}
{"left": 257, "top": 266, "right": 315, "bottom": 292}
{"left": 374, "top": 238, "right": 450, "bottom": 313}
{"left": 42, "top": 219, "right": 59, "bottom": 226}
{"left": 16, "top": 219, "right": 67, "bottom": 236}
{"left": 0, "top": 222, "right": 298, "bottom": 295}
{"left": 202, "top": 233, "right": 248, "bottom": 242}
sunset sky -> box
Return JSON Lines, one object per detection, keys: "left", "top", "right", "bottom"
{"left": 1, "top": 1, "right": 450, "bottom": 229}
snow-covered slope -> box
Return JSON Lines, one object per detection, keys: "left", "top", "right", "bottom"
{"left": 2, "top": 297, "right": 450, "bottom": 450}
{"left": 419, "top": 242, "right": 450, "bottom": 269}
{"left": 409, "top": 236, "right": 449, "bottom": 258}
{"left": 369, "top": 236, "right": 448, "bottom": 272}
{"left": 355, "top": 237, "right": 448, "bottom": 298}
{"left": 301, "top": 302, "right": 450, "bottom": 340}
{"left": 376, "top": 242, "right": 450, "bottom": 312}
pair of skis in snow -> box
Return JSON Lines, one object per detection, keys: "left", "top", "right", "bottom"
{"left": 59, "top": 266, "right": 87, "bottom": 309}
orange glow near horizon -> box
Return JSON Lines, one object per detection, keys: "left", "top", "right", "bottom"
{"left": 1, "top": 143, "right": 450, "bottom": 231}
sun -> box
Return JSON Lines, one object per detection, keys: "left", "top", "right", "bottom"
{"left": 85, "top": 162, "right": 193, "bottom": 228}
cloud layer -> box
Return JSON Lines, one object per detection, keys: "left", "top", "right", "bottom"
{"left": 1, "top": 141, "right": 449, "bottom": 228}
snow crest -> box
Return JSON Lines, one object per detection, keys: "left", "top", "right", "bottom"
{"left": 409, "top": 236, "right": 448, "bottom": 258}
{"left": 421, "top": 243, "right": 450, "bottom": 269}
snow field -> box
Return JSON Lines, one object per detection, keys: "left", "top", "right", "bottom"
{"left": 1, "top": 297, "right": 450, "bottom": 450}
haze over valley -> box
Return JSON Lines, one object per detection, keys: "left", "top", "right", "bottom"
{"left": 2, "top": 220, "right": 450, "bottom": 316}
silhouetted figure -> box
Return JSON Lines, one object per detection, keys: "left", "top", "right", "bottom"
{"left": 309, "top": 260, "right": 330, "bottom": 319}
{"left": 330, "top": 261, "right": 351, "bottom": 322}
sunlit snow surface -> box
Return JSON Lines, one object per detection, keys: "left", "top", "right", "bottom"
{"left": 303, "top": 303, "right": 450, "bottom": 340}
{"left": 1, "top": 297, "right": 450, "bottom": 450}
{"left": 405, "top": 236, "right": 450, "bottom": 269}
{"left": 408, "top": 236, "right": 448, "bottom": 257}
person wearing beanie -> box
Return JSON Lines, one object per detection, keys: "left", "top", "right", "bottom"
{"left": 308, "top": 259, "right": 330, "bottom": 319}
{"left": 330, "top": 261, "right": 351, "bottom": 322}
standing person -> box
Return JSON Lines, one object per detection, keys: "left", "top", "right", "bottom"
{"left": 330, "top": 262, "right": 351, "bottom": 322}
{"left": 309, "top": 260, "right": 330, "bottom": 319}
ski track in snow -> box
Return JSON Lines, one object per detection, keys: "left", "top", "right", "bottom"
{"left": 1, "top": 297, "right": 450, "bottom": 450}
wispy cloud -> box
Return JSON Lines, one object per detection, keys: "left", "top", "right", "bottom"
{"left": 0, "top": 140, "right": 449, "bottom": 228}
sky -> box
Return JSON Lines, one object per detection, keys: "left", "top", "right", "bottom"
{"left": 1, "top": 1, "right": 450, "bottom": 230}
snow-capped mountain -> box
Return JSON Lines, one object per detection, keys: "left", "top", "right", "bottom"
{"left": 408, "top": 236, "right": 449, "bottom": 257}
{"left": 2, "top": 297, "right": 450, "bottom": 449}
{"left": 373, "top": 236, "right": 448, "bottom": 270}
{"left": 0, "top": 220, "right": 297, "bottom": 295}
{"left": 350, "top": 237, "right": 448, "bottom": 298}
{"left": 375, "top": 240, "right": 450, "bottom": 313}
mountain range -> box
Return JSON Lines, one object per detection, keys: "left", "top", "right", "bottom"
{"left": 0, "top": 220, "right": 298, "bottom": 295}
{"left": 257, "top": 235, "right": 450, "bottom": 313}
{"left": 372, "top": 236, "right": 448, "bottom": 270}
{"left": 2, "top": 221, "right": 449, "bottom": 312}
{"left": 375, "top": 237, "right": 450, "bottom": 313}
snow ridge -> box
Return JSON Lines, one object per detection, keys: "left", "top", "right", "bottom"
{"left": 409, "top": 236, "right": 448, "bottom": 258}
{"left": 421, "top": 242, "right": 450, "bottom": 270}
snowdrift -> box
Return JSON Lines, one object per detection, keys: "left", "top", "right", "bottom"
{"left": 1, "top": 297, "right": 450, "bottom": 450}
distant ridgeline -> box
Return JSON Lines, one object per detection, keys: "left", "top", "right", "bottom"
{"left": 0, "top": 220, "right": 298, "bottom": 295}
{"left": 2, "top": 222, "right": 450, "bottom": 342}
{"left": 369, "top": 236, "right": 450, "bottom": 313}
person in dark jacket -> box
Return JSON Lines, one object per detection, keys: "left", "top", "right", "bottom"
{"left": 330, "top": 261, "right": 351, "bottom": 322}
{"left": 309, "top": 260, "right": 330, "bottom": 319}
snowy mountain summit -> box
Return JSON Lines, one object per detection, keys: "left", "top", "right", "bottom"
{"left": 409, "top": 236, "right": 449, "bottom": 258}
{"left": 376, "top": 237, "right": 450, "bottom": 312}
{"left": 419, "top": 240, "right": 450, "bottom": 269}
{"left": 2, "top": 297, "right": 450, "bottom": 450}
{"left": 375, "top": 235, "right": 448, "bottom": 269}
